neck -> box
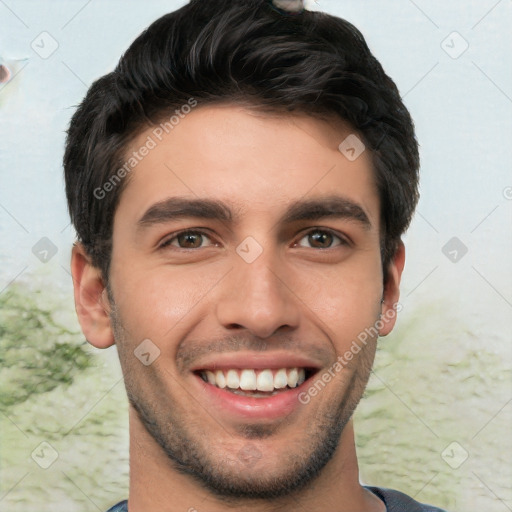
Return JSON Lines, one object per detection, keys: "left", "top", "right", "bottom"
{"left": 127, "top": 407, "right": 384, "bottom": 512}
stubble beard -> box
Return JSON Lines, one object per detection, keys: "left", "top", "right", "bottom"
{"left": 110, "top": 303, "right": 376, "bottom": 502}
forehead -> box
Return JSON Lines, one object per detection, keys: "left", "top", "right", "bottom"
{"left": 116, "top": 104, "right": 379, "bottom": 228}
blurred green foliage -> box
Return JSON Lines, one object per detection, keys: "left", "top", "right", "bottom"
{"left": 0, "top": 284, "right": 92, "bottom": 410}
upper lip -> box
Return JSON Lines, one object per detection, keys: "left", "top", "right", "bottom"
{"left": 190, "top": 351, "right": 323, "bottom": 372}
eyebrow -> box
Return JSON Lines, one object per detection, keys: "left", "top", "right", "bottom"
{"left": 137, "top": 195, "right": 372, "bottom": 231}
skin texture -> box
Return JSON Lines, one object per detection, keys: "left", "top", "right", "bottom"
{"left": 71, "top": 104, "right": 404, "bottom": 511}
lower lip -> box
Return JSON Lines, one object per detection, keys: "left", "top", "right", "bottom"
{"left": 193, "top": 373, "right": 312, "bottom": 420}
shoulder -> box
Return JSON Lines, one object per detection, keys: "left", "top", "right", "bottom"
{"left": 365, "top": 486, "right": 449, "bottom": 512}
{"left": 105, "top": 500, "right": 128, "bottom": 512}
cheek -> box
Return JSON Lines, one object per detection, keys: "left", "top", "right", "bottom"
{"left": 110, "top": 263, "right": 223, "bottom": 344}
{"left": 290, "top": 258, "right": 383, "bottom": 343}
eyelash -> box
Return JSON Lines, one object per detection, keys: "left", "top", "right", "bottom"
{"left": 158, "top": 228, "right": 350, "bottom": 250}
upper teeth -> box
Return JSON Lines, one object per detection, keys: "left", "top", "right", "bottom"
{"left": 201, "top": 368, "right": 306, "bottom": 392}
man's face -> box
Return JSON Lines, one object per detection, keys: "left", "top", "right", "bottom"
{"left": 106, "top": 105, "right": 398, "bottom": 498}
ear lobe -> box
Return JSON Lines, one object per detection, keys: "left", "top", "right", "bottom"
{"left": 71, "top": 243, "right": 115, "bottom": 349}
{"left": 379, "top": 241, "right": 406, "bottom": 337}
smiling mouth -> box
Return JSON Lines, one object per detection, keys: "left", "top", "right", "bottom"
{"left": 195, "top": 367, "right": 317, "bottom": 397}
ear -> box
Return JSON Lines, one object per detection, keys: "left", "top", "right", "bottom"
{"left": 70, "top": 243, "right": 115, "bottom": 349}
{"left": 379, "top": 241, "right": 406, "bottom": 336}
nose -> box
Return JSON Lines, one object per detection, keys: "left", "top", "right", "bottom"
{"left": 215, "top": 250, "right": 301, "bottom": 339}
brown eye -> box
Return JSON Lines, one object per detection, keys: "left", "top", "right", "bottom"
{"left": 160, "top": 230, "right": 214, "bottom": 249}
{"left": 296, "top": 229, "right": 345, "bottom": 249}
{"left": 176, "top": 232, "right": 203, "bottom": 248}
